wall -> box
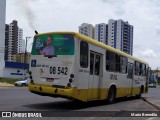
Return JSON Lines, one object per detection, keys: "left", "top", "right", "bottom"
{"left": 0, "top": 61, "right": 29, "bottom": 78}
{"left": 0, "top": 0, "right": 6, "bottom": 61}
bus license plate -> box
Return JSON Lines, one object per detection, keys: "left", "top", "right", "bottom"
{"left": 46, "top": 78, "right": 54, "bottom": 82}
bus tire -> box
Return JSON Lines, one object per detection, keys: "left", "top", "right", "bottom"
{"left": 136, "top": 86, "right": 143, "bottom": 98}
{"left": 107, "top": 87, "right": 116, "bottom": 104}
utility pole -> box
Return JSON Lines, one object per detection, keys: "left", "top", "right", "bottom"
{"left": 157, "top": 67, "right": 159, "bottom": 84}
{"left": 23, "top": 37, "right": 31, "bottom": 78}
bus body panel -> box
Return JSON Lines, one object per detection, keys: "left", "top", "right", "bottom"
{"left": 30, "top": 55, "right": 75, "bottom": 87}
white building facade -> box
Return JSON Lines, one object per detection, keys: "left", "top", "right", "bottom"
{"left": 108, "top": 19, "right": 133, "bottom": 55}
{"left": 79, "top": 23, "right": 95, "bottom": 39}
{"left": 0, "top": 0, "right": 6, "bottom": 61}
{"left": 18, "top": 28, "right": 25, "bottom": 54}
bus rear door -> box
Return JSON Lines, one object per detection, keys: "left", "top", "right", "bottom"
{"left": 89, "top": 52, "right": 102, "bottom": 99}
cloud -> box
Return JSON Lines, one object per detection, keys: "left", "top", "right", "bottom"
{"left": 141, "top": 49, "right": 158, "bottom": 58}
{"left": 6, "top": 0, "right": 160, "bottom": 69}
{"left": 101, "top": 0, "right": 125, "bottom": 4}
{"left": 156, "top": 28, "right": 160, "bottom": 36}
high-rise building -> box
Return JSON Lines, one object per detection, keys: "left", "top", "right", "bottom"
{"left": 5, "top": 20, "right": 25, "bottom": 61}
{"left": 95, "top": 23, "right": 108, "bottom": 44}
{"left": 79, "top": 23, "right": 95, "bottom": 39}
{"left": 0, "top": 0, "right": 6, "bottom": 61}
{"left": 79, "top": 20, "right": 133, "bottom": 55}
{"left": 107, "top": 19, "right": 133, "bottom": 55}
{"left": 18, "top": 28, "right": 25, "bottom": 54}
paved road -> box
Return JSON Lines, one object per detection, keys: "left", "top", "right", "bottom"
{"left": 0, "top": 87, "right": 158, "bottom": 111}
{"left": 143, "top": 87, "right": 160, "bottom": 98}
{"left": 0, "top": 87, "right": 159, "bottom": 120}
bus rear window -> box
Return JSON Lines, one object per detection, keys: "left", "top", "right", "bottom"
{"left": 31, "top": 34, "right": 74, "bottom": 55}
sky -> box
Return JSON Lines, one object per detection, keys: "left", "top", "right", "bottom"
{"left": 6, "top": 0, "right": 160, "bottom": 69}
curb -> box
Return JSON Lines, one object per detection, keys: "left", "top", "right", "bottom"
{"left": 0, "top": 86, "right": 27, "bottom": 88}
{"left": 142, "top": 97, "right": 160, "bottom": 111}
{"left": 0, "top": 86, "right": 17, "bottom": 88}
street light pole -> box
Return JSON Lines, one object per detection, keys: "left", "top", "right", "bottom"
{"left": 23, "top": 37, "right": 31, "bottom": 78}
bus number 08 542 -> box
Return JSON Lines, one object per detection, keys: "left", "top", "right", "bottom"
{"left": 50, "top": 66, "right": 68, "bottom": 75}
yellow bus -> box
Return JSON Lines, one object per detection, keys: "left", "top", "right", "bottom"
{"left": 28, "top": 32, "right": 149, "bottom": 103}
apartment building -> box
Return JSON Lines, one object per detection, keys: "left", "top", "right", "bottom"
{"left": 79, "top": 23, "right": 95, "bottom": 39}
{"left": 79, "top": 19, "right": 133, "bottom": 55}
{"left": 108, "top": 19, "right": 133, "bottom": 55}
{"left": 5, "top": 20, "right": 25, "bottom": 61}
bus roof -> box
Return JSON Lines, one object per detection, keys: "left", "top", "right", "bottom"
{"left": 35, "top": 32, "right": 148, "bottom": 65}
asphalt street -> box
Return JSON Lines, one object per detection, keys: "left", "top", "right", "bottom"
{"left": 0, "top": 87, "right": 159, "bottom": 120}
{"left": 0, "top": 87, "right": 158, "bottom": 111}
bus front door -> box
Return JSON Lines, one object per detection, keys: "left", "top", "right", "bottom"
{"left": 89, "top": 52, "right": 101, "bottom": 99}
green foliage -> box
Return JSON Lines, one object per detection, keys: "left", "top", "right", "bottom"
{"left": 0, "top": 78, "right": 22, "bottom": 84}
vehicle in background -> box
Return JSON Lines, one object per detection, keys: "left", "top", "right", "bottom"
{"left": 148, "top": 83, "right": 156, "bottom": 88}
{"left": 148, "top": 76, "right": 157, "bottom": 88}
{"left": 14, "top": 78, "right": 30, "bottom": 86}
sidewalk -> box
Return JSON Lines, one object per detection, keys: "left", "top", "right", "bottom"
{"left": 0, "top": 82, "right": 14, "bottom": 88}
{"left": 142, "top": 85, "right": 160, "bottom": 111}
{"left": 143, "top": 97, "right": 160, "bottom": 110}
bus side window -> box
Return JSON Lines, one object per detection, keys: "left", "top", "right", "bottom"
{"left": 139, "top": 63, "right": 142, "bottom": 76}
{"left": 80, "top": 41, "right": 88, "bottom": 68}
{"left": 106, "top": 51, "right": 110, "bottom": 71}
{"left": 120, "top": 56, "right": 128, "bottom": 74}
{"left": 135, "top": 61, "right": 140, "bottom": 76}
{"left": 128, "top": 63, "right": 133, "bottom": 79}
{"left": 139, "top": 63, "right": 146, "bottom": 76}
{"left": 143, "top": 64, "right": 146, "bottom": 76}
{"left": 90, "top": 53, "right": 94, "bottom": 75}
{"left": 95, "top": 55, "right": 100, "bottom": 75}
{"left": 106, "top": 50, "right": 119, "bottom": 72}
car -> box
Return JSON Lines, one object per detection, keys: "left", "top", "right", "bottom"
{"left": 148, "top": 83, "right": 156, "bottom": 88}
{"left": 14, "top": 78, "right": 30, "bottom": 86}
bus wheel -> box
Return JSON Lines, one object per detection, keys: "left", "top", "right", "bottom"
{"left": 107, "top": 87, "right": 116, "bottom": 104}
{"left": 136, "top": 86, "right": 143, "bottom": 98}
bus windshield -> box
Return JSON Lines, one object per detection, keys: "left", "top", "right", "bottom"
{"left": 31, "top": 34, "right": 74, "bottom": 56}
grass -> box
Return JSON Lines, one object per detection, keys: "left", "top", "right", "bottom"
{"left": 0, "top": 78, "right": 23, "bottom": 84}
